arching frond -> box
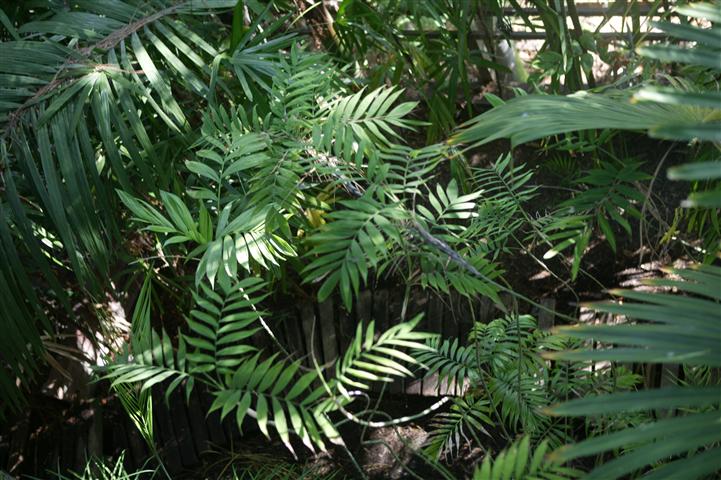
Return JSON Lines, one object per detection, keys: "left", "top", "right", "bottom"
{"left": 547, "top": 264, "right": 721, "bottom": 479}
{"left": 416, "top": 179, "right": 482, "bottom": 230}
{"left": 104, "top": 328, "right": 193, "bottom": 404}
{"left": 470, "top": 315, "right": 544, "bottom": 373}
{"left": 302, "top": 195, "right": 407, "bottom": 309}
{"left": 489, "top": 370, "right": 548, "bottom": 432}
{"left": 415, "top": 336, "right": 477, "bottom": 392}
{"left": 0, "top": 0, "right": 248, "bottom": 410}
{"left": 210, "top": 354, "right": 344, "bottom": 455}
{"left": 468, "top": 154, "right": 537, "bottom": 257}
{"left": 473, "top": 436, "right": 582, "bottom": 480}
{"left": 315, "top": 86, "right": 418, "bottom": 159}
{"left": 185, "top": 278, "right": 265, "bottom": 375}
{"left": 375, "top": 143, "right": 448, "bottom": 197}
{"left": 417, "top": 253, "right": 503, "bottom": 301}
{"left": 334, "top": 314, "right": 434, "bottom": 396}
{"left": 197, "top": 205, "right": 296, "bottom": 286}
{"left": 425, "top": 396, "right": 493, "bottom": 460}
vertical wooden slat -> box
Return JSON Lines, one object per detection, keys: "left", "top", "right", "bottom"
{"left": 56, "top": 422, "right": 76, "bottom": 472}
{"left": 372, "top": 290, "right": 388, "bottom": 331}
{"left": 265, "top": 308, "right": 288, "bottom": 355}
{"left": 110, "top": 421, "right": 128, "bottom": 467}
{"left": 318, "top": 299, "right": 338, "bottom": 371}
{"left": 186, "top": 386, "right": 211, "bottom": 456}
{"left": 119, "top": 416, "right": 138, "bottom": 472}
{"left": 336, "top": 300, "right": 355, "bottom": 358}
{"left": 284, "top": 307, "right": 306, "bottom": 364}
{"left": 423, "top": 294, "right": 444, "bottom": 396}
{"left": 167, "top": 386, "right": 199, "bottom": 468}
{"left": 477, "top": 296, "right": 493, "bottom": 324}
{"left": 457, "top": 294, "right": 474, "bottom": 340}
{"left": 74, "top": 421, "right": 88, "bottom": 473}
{"left": 455, "top": 294, "right": 475, "bottom": 395}
{"left": 87, "top": 399, "right": 103, "bottom": 460}
{"left": 371, "top": 290, "right": 388, "bottom": 393}
{"left": 387, "top": 290, "right": 405, "bottom": 395}
{"left": 356, "top": 290, "right": 374, "bottom": 392}
{"left": 538, "top": 298, "right": 556, "bottom": 330}
{"left": 7, "top": 414, "right": 29, "bottom": 475}
{"left": 125, "top": 418, "right": 149, "bottom": 473}
{"left": 196, "top": 388, "right": 226, "bottom": 447}
{"left": 219, "top": 391, "right": 241, "bottom": 442}
{"left": 499, "top": 292, "right": 514, "bottom": 315}
{"left": 29, "top": 420, "right": 45, "bottom": 476}
{"left": 300, "top": 302, "right": 322, "bottom": 369}
{"left": 356, "top": 290, "right": 373, "bottom": 326}
{"left": 405, "top": 290, "right": 429, "bottom": 395}
{"left": 442, "top": 294, "right": 460, "bottom": 396}
{"left": 32, "top": 421, "right": 50, "bottom": 477}
{"left": 151, "top": 388, "right": 182, "bottom": 473}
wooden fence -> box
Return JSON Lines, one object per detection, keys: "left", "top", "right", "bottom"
{"left": 6, "top": 283, "right": 679, "bottom": 476}
{"left": 319, "top": 2, "right": 678, "bottom": 41}
{"left": 1, "top": 288, "right": 560, "bottom": 476}
{"left": 254, "top": 289, "right": 543, "bottom": 397}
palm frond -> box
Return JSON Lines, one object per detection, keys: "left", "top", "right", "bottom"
{"left": 104, "top": 327, "right": 193, "bottom": 404}
{"left": 0, "top": 200, "right": 50, "bottom": 417}
{"left": 468, "top": 154, "right": 537, "bottom": 257}
{"left": 210, "top": 354, "right": 343, "bottom": 455}
{"left": 418, "top": 253, "right": 503, "bottom": 301}
{"left": 489, "top": 370, "right": 548, "bottom": 433}
{"left": 451, "top": 92, "right": 696, "bottom": 148}
{"left": 315, "top": 86, "right": 418, "bottom": 160}
{"left": 334, "top": 314, "right": 434, "bottom": 396}
{"left": 473, "top": 436, "right": 582, "bottom": 480}
{"left": 424, "top": 396, "right": 493, "bottom": 460}
{"left": 186, "top": 278, "right": 265, "bottom": 375}
{"left": 546, "top": 264, "right": 721, "bottom": 479}
{"left": 559, "top": 161, "right": 648, "bottom": 253}
{"left": 302, "top": 195, "right": 406, "bottom": 309}
{"left": 0, "top": 0, "right": 245, "bottom": 412}
{"left": 376, "top": 143, "right": 448, "bottom": 197}
{"left": 415, "top": 336, "right": 477, "bottom": 393}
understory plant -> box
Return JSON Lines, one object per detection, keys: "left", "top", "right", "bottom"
{"left": 446, "top": 2, "right": 721, "bottom": 477}
{"left": 417, "top": 315, "right": 642, "bottom": 460}
{"left": 0, "top": 1, "right": 719, "bottom": 479}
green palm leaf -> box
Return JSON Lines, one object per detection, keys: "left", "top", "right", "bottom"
{"left": 185, "top": 278, "right": 266, "bottom": 374}
{"left": 546, "top": 264, "right": 721, "bottom": 479}
{"left": 473, "top": 436, "right": 582, "bottom": 480}
{"left": 425, "top": 396, "right": 493, "bottom": 459}
{"left": 302, "top": 195, "right": 406, "bottom": 309}
{"left": 0, "top": 0, "right": 246, "bottom": 413}
{"left": 335, "top": 314, "right": 434, "bottom": 396}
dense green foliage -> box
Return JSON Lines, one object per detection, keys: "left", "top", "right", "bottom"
{"left": 0, "top": 0, "right": 719, "bottom": 478}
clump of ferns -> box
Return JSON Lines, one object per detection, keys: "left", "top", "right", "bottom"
{"left": 539, "top": 335, "right": 644, "bottom": 442}
{"left": 417, "top": 315, "right": 638, "bottom": 459}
